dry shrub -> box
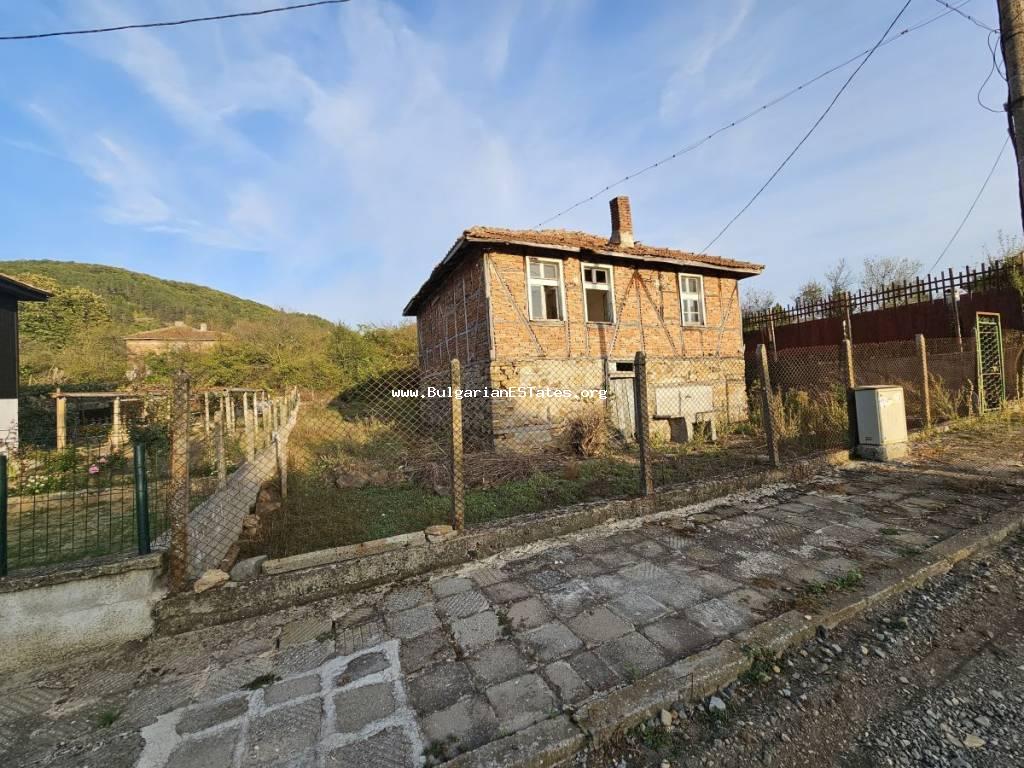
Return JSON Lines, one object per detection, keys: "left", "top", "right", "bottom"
{"left": 770, "top": 388, "right": 847, "bottom": 446}
{"left": 929, "top": 374, "right": 972, "bottom": 422}
{"left": 557, "top": 404, "right": 609, "bottom": 457}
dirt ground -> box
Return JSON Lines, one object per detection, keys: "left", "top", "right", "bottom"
{"left": 596, "top": 530, "right": 1024, "bottom": 768}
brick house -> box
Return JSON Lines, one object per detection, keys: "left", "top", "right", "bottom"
{"left": 124, "top": 321, "right": 230, "bottom": 359}
{"left": 403, "top": 197, "right": 764, "bottom": 449}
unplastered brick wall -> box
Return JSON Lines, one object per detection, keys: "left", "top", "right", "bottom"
{"left": 484, "top": 248, "right": 744, "bottom": 361}
{"left": 416, "top": 252, "right": 491, "bottom": 374}
{"left": 485, "top": 356, "right": 746, "bottom": 450}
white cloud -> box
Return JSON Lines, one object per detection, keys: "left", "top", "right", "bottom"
{"left": 659, "top": 0, "right": 756, "bottom": 119}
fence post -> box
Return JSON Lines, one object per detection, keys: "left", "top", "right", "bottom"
{"left": 168, "top": 372, "right": 190, "bottom": 591}
{"left": 757, "top": 344, "right": 780, "bottom": 468}
{"left": 0, "top": 454, "right": 7, "bottom": 577}
{"left": 56, "top": 392, "right": 67, "bottom": 450}
{"left": 203, "top": 392, "right": 210, "bottom": 436}
{"left": 449, "top": 359, "right": 465, "bottom": 530}
{"left": 916, "top": 334, "right": 931, "bottom": 428}
{"left": 841, "top": 338, "right": 855, "bottom": 389}
{"left": 133, "top": 442, "right": 151, "bottom": 556}
{"left": 634, "top": 351, "right": 654, "bottom": 495}
{"left": 243, "top": 392, "right": 255, "bottom": 461}
{"left": 215, "top": 410, "right": 227, "bottom": 487}
{"left": 275, "top": 433, "right": 289, "bottom": 499}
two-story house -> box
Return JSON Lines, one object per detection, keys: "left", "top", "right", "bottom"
{"left": 403, "top": 197, "right": 764, "bottom": 449}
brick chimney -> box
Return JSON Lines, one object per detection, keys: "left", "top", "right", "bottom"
{"left": 609, "top": 196, "right": 634, "bottom": 247}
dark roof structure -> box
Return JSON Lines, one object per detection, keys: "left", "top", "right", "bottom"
{"left": 404, "top": 226, "right": 764, "bottom": 316}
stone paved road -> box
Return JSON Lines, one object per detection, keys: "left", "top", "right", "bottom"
{"left": 1, "top": 426, "right": 1021, "bottom": 768}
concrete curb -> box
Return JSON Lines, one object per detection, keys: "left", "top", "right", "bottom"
{"left": 442, "top": 504, "right": 1024, "bottom": 767}
{"left": 153, "top": 453, "right": 845, "bottom": 635}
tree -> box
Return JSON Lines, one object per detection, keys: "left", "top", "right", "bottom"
{"left": 793, "top": 280, "right": 825, "bottom": 307}
{"left": 16, "top": 273, "right": 111, "bottom": 349}
{"left": 741, "top": 287, "right": 777, "bottom": 314}
{"left": 824, "top": 258, "right": 855, "bottom": 297}
{"left": 860, "top": 256, "right": 922, "bottom": 293}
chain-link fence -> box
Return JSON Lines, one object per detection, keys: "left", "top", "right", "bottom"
{"left": 4, "top": 328, "right": 1017, "bottom": 585}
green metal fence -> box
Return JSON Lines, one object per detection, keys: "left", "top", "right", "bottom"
{"left": 0, "top": 434, "right": 169, "bottom": 575}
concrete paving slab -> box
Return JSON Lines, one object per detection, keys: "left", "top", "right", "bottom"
{"left": 407, "top": 662, "right": 474, "bottom": 714}
{"left": 451, "top": 611, "right": 502, "bottom": 654}
{"left": 504, "top": 597, "right": 552, "bottom": 631}
{"left": 384, "top": 605, "right": 440, "bottom": 640}
{"left": 484, "top": 674, "right": 557, "bottom": 734}
{"left": 594, "top": 632, "right": 667, "bottom": 679}
{"left": 467, "top": 642, "right": 529, "bottom": 686}
{"left": 518, "top": 621, "right": 583, "bottom": 662}
{"left": 566, "top": 607, "right": 632, "bottom": 647}
{"left": 333, "top": 681, "right": 396, "bottom": 733}
{"left": 420, "top": 696, "right": 499, "bottom": 759}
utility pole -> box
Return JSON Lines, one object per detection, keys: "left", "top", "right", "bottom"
{"left": 997, "top": 0, "right": 1024, "bottom": 230}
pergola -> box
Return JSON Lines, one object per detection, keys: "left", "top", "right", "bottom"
{"left": 50, "top": 390, "right": 166, "bottom": 450}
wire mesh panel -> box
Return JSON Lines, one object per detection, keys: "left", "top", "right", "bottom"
{"left": 852, "top": 339, "right": 923, "bottom": 427}
{"left": 646, "top": 356, "right": 767, "bottom": 489}
{"left": 766, "top": 345, "right": 850, "bottom": 455}
{"left": 925, "top": 337, "right": 978, "bottom": 422}
{"left": 244, "top": 369, "right": 454, "bottom": 564}
{"left": 2, "top": 418, "right": 169, "bottom": 572}
{"left": 453, "top": 356, "right": 643, "bottom": 524}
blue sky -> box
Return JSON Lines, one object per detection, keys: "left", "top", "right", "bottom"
{"left": 0, "top": 0, "right": 1017, "bottom": 324}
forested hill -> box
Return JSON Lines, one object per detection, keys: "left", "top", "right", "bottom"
{"left": 0, "top": 260, "right": 415, "bottom": 392}
{"left": 0, "top": 260, "right": 330, "bottom": 332}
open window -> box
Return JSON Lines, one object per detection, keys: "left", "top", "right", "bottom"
{"left": 527, "top": 257, "right": 564, "bottom": 320}
{"left": 679, "top": 274, "right": 706, "bottom": 326}
{"left": 582, "top": 263, "right": 614, "bottom": 323}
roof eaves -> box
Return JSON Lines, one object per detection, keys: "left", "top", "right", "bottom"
{"left": 0, "top": 273, "right": 51, "bottom": 302}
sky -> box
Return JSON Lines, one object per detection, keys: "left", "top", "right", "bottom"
{"left": 0, "top": 0, "right": 1018, "bottom": 325}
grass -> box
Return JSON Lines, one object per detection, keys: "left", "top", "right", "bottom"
{"left": 264, "top": 455, "right": 640, "bottom": 559}
{"left": 739, "top": 645, "right": 779, "bottom": 686}
{"left": 95, "top": 707, "right": 121, "bottom": 728}
{"left": 803, "top": 569, "right": 863, "bottom": 597}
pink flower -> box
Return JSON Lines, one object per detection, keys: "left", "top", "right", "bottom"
{"left": 88, "top": 464, "right": 100, "bottom": 475}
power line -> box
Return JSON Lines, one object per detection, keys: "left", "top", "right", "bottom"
{"left": 0, "top": 0, "right": 351, "bottom": 41}
{"left": 532, "top": 0, "right": 976, "bottom": 229}
{"left": 931, "top": 0, "right": 998, "bottom": 32}
{"left": 699, "top": 0, "right": 914, "bottom": 255}
{"left": 928, "top": 135, "right": 1011, "bottom": 273}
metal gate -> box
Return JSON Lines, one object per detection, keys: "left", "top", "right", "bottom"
{"left": 975, "top": 312, "right": 1005, "bottom": 412}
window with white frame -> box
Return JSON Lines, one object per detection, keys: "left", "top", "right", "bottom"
{"left": 582, "top": 263, "right": 614, "bottom": 323}
{"left": 527, "top": 257, "right": 564, "bottom": 320}
{"left": 679, "top": 274, "right": 705, "bottom": 325}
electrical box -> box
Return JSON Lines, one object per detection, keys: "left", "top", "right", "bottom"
{"left": 853, "top": 385, "right": 908, "bottom": 460}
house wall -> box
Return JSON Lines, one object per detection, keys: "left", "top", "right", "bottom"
{"left": 125, "top": 339, "right": 222, "bottom": 357}
{"left": 484, "top": 249, "right": 744, "bottom": 361}
{"left": 481, "top": 247, "right": 746, "bottom": 449}
{"left": 415, "top": 255, "right": 494, "bottom": 445}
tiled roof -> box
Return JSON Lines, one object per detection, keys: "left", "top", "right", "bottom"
{"left": 403, "top": 226, "right": 763, "bottom": 315}
{"left": 463, "top": 227, "right": 763, "bottom": 273}
{"left": 123, "top": 324, "right": 230, "bottom": 342}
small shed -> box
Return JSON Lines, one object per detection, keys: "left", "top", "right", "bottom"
{"left": 0, "top": 274, "right": 50, "bottom": 445}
